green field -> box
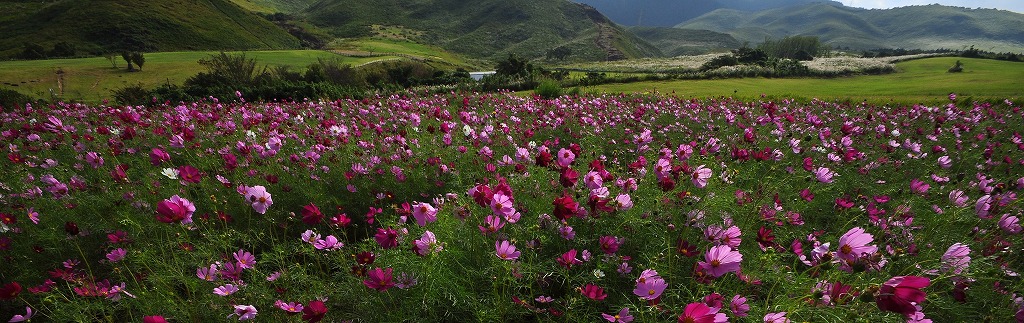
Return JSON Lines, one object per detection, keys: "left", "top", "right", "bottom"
{"left": 0, "top": 50, "right": 396, "bottom": 103}
{"left": 590, "top": 57, "right": 1024, "bottom": 103}
{"left": 331, "top": 38, "right": 481, "bottom": 68}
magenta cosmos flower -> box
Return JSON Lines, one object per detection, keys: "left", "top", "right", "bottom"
{"left": 677, "top": 302, "right": 727, "bottom": 323}
{"left": 698, "top": 245, "right": 742, "bottom": 278}
{"left": 875, "top": 276, "right": 930, "bottom": 316}
{"left": 633, "top": 272, "right": 667, "bottom": 301}
{"left": 363, "top": 267, "right": 395, "bottom": 291}
{"left": 244, "top": 186, "right": 273, "bottom": 214}
{"left": 413, "top": 231, "right": 442, "bottom": 256}
{"left": 412, "top": 202, "right": 437, "bottom": 227}
{"left": 495, "top": 240, "right": 520, "bottom": 260}
{"left": 156, "top": 195, "right": 195, "bottom": 224}
{"left": 836, "top": 227, "right": 877, "bottom": 263}
{"left": 763, "top": 312, "right": 791, "bottom": 323}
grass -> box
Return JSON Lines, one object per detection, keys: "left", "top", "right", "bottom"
{"left": 0, "top": 50, "right": 396, "bottom": 103}
{"left": 587, "top": 57, "right": 1024, "bottom": 104}
{"left": 330, "top": 38, "right": 479, "bottom": 68}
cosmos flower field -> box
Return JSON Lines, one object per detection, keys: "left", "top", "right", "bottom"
{"left": 0, "top": 92, "right": 1022, "bottom": 322}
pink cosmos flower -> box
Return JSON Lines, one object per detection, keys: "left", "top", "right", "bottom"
{"left": 836, "top": 227, "right": 877, "bottom": 263}
{"left": 479, "top": 215, "right": 504, "bottom": 234}
{"left": 941, "top": 243, "right": 971, "bottom": 275}
{"left": 691, "top": 165, "right": 712, "bottom": 188}
{"left": 580, "top": 283, "right": 607, "bottom": 301}
{"left": 106, "top": 248, "right": 126, "bottom": 263}
{"left": 229, "top": 305, "right": 258, "bottom": 321}
{"left": 937, "top": 155, "right": 952, "bottom": 168}
{"left": 150, "top": 148, "right": 170, "bottom": 166}
{"left": 26, "top": 208, "right": 39, "bottom": 225}
{"left": 909, "top": 179, "right": 930, "bottom": 194}
{"left": 557, "top": 249, "right": 581, "bottom": 269}
{"left": 495, "top": 240, "right": 520, "bottom": 260}
{"left": 633, "top": 273, "right": 667, "bottom": 301}
{"left": 602, "top": 308, "right": 634, "bottom": 322}
{"left": 614, "top": 194, "right": 633, "bottom": 210}
{"left": 244, "top": 186, "right": 273, "bottom": 214}
{"left": 412, "top": 202, "right": 437, "bottom": 227}
{"left": 213, "top": 284, "right": 239, "bottom": 296}
{"left": 8, "top": 306, "right": 33, "bottom": 322}
{"left": 677, "top": 302, "right": 727, "bottom": 323}
{"left": 197, "top": 264, "right": 218, "bottom": 281}
{"left": 275, "top": 299, "right": 304, "bottom": 313}
{"left": 731, "top": 294, "right": 750, "bottom": 317}
{"left": 699, "top": 245, "right": 742, "bottom": 278}
{"left": 234, "top": 249, "right": 256, "bottom": 269}
{"left": 490, "top": 193, "right": 516, "bottom": 218}
{"left": 557, "top": 148, "right": 575, "bottom": 167}
{"left": 763, "top": 312, "right": 791, "bottom": 323}
{"left": 584, "top": 171, "right": 604, "bottom": 189}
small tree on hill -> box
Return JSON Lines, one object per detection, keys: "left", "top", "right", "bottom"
{"left": 496, "top": 53, "right": 533, "bottom": 78}
{"left": 948, "top": 60, "right": 963, "bottom": 73}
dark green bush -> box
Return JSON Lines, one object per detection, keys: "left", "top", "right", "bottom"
{"left": 534, "top": 79, "right": 562, "bottom": 99}
{"left": 0, "top": 88, "right": 35, "bottom": 111}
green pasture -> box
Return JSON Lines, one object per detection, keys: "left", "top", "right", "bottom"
{"left": 0, "top": 50, "right": 393, "bottom": 103}
{"left": 331, "top": 38, "right": 478, "bottom": 68}
{"left": 589, "top": 57, "right": 1024, "bottom": 104}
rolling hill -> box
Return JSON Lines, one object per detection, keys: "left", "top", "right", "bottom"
{"left": 628, "top": 27, "right": 741, "bottom": 56}
{"left": 676, "top": 3, "right": 1024, "bottom": 52}
{"left": 572, "top": 0, "right": 838, "bottom": 27}
{"left": 0, "top": 0, "right": 302, "bottom": 59}
{"left": 304, "top": 0, "right": 661, "bottom": 61}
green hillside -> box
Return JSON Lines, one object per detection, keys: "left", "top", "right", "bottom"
{"left": 677, "top": 3, "right": 1024, "bottom": 51}
{"left": 628, "top": 27, "right": 741, "bottom": 56}
{"left": 227, "top": 0, "right": 316, "bottom": 13}
{"left": 0, "top": 0, "right": 301, "bottom": 59}
{"left": 304, "top": 0, "right": 661, "bottom": 61}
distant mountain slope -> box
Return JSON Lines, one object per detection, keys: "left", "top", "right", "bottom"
{"left": 227, "top": 0, "right": 316, "bottom": 13}
{"left": 572, "top": 0, "right": 837, "bottom": 27}
{"left": 629, "top": 27, "right": 740, "bottom": 56}
{"left": 676, "top": 3, "right": 1024, "bottom": 51}
{"left": 0, "top": 0, "right": 301, "bottom": 58}
{"left": 305, "top": 0, "right": 661, "bottom": 61}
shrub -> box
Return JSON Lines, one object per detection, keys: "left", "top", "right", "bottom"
{"left": 534, "top": 79, "right": 562, "bottom": 99}
{"left": 0, "top": 88, "right": 35, "bottom": 111}
{"left": 112, "top": 83, "right": 152, "bottom": 106}
{"left": 700, "top": 55, "right": 739, "bottom": 71}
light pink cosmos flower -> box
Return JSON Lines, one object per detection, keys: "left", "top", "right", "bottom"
{"left": 602, "top": 308, "right": 633, "bottom": 322}
{"left": 495, "top": 240, "right": 520, "bottom": 260}
{"left": 229, "top": 305, "right": 257, "bottom": 321}
{"left": 556, "top": 148, "right": 575, "bottom": 167}
{"left": 691, "top": 164, "right": 712, "bottom": 188}
{"left": 584, "top": 171, "right": 603, "bottom": 189}
{"left": 313, "top": 235, "right": 343, "bottom": 250}
{"left": 941, "top": 243, "right": 971, "bottom": 275}
{"left": 836, "top": 227, "right": 876, "bottom": 263}
{"left": 699, "top": 245, "right": 743, "bottom": 278}
{"left": 413, "top": 231, "right": 442, "bottom": 256}
{"left": 244, "top": 186, "right": 273, "bottom": 214}
{"left": 999, "top": 214, "right": 1021, "bottom": 234}
{"left": 197, "top": 264, "right": 218, "bottom": 281}
{"left": 764, "top": 312, "right": 791, "bottom": 323}
{"left": 949, "top": 190, "right": 969, "bottom": 207}
{"left": 975, "top": 195, "right": 992, "bottom": 219}
{"left": 412, "top": 202, "right": 437, "bottom": 227}
{"left": 213, "top": 284, "right": 239, "bottom": 296}
{"left": 814, "top": 167, "right": 836, "bottom": 183}
{"left": 614, "top": 194, "right": 633, "bottom": 210}
{"left": 937, "top": 155, "right": 952, "bottom": 168}
{"left": 27, "top": 207, "right": 39, "bottom": 225}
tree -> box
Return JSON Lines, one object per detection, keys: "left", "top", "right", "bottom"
{"left": 130, "top": 52, "right": 145, "bottom": 71}
{"left": 105, "top": 53, "right": 119, "bottom": 69}
{"left": 495, "top": 53, "right": 532, "bottom": 78}
{"left": 48, "top": 41, "right": 76, "bottom": 58}
{"left": 121, "top": 52, "right": 135, "bottom": 71}
{"left": 948, "top": 60, "right": 963, "bottom": 73}
{"left": 18, "top": 42, "right": 47, "bottom": 60}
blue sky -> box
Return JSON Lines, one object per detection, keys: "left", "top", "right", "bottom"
{"left": 838, "top": 0, "right": 1024, "bottom": 13}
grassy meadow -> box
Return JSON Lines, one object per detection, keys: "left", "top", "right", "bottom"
{"left": 0, "top": 50, "right": 395, "bottom": 103}
{"left": 589, "top": 57, "right": 1024, "bottom": 103}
